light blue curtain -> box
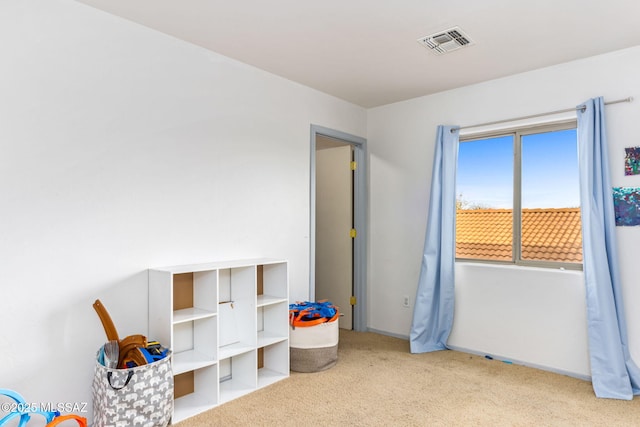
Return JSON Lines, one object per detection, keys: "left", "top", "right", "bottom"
{"left": 577, "top": 97, "right": 640, "bottom": 399}
{"left": 410, "top": 125, "right": 459, "bottom": 353}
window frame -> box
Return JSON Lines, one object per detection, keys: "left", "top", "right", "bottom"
{"left": 457, "top": 119, "right": 583, "bottom": 270}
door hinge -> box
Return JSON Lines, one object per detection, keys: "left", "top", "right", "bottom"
{"left": 350, "top": 161, "right": 357, "bottom": 171}
{"left": 350, "top": 228, "right": 357, "bottom": 238}
{"left": 350, "top": 296, "right": 357, "bottom": 305}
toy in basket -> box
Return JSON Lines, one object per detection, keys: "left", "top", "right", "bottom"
{"left": 289, "top": 301, "right": 339, "bottom": 372}
{"left": 92, "top": 300, "right": 173, "bottom": 427}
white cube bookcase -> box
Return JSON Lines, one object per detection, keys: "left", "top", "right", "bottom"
{"left": 148, "top": 258, "right": 289, "bottom": 424}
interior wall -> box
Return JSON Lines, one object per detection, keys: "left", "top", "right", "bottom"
{"left": 0, "top": 0, "right": 365, "bottom": 411}
{"left": 366, "top": 45, "right": 640, "bottom": 378}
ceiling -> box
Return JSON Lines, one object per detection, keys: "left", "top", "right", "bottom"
{"left": 76, "top": 0, "right": 640, "bottom": 108}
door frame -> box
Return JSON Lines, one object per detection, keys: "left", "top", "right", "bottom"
{"left": 310, "top": 124, "right": 367, "bottom": 332}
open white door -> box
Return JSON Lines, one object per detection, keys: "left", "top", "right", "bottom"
{"left": 315, "top": 142, "right": 353, "bottom": 329}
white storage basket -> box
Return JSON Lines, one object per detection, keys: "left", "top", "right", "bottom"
{"left": 289, "top": 317, "right": 339, "bottom": 372}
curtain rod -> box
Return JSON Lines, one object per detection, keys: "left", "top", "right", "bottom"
{"left": 455, "top": 97, "right": 633, "bottom": 132}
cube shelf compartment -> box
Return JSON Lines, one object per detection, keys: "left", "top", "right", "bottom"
{"left": 149, "top": 258, "right": 289, "bottom": 424}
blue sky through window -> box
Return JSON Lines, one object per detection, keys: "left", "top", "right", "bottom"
{"left": 457, "top": 129, "right": 579, "bottom": 209}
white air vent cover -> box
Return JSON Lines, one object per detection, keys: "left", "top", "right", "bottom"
{"left": 417, "top": 26, "right": 474, "bottom": 55}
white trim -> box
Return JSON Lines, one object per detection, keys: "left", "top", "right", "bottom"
{"left": 446, "top": 344, "right": 592, "bottom": 382}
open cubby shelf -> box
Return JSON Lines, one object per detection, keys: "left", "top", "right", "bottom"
{"left": 149, "top": 258, "right": 289, "bottom": 424}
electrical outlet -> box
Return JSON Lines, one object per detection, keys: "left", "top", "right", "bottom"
{"left": 402, "top": 295, "right": 410, "bottom": 308}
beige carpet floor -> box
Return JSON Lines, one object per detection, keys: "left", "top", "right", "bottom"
{"left": 177, "top": 330, "right": 640, "bottom": 426}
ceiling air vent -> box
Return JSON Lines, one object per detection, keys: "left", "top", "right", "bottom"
{"left": 417, "top": 26, "right": 474, "bottom": 55}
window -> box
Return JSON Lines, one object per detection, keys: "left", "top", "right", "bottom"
{"left": 456, "top": 121, "right": 582, "bottom": 268}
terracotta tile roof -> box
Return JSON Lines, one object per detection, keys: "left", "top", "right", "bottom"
{"left": 456, "top": 208, "right": 583, "bottom": 263}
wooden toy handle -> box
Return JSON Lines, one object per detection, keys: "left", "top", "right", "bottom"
{"left": 92, "top": 299, "right": 120, "bottom": 342}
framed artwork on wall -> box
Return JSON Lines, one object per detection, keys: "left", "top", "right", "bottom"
{"left": 613, "top": 187, "right": 640, "bottom": 226}
{"left": 624, "top": 147, "right": 640, "bottom": 175}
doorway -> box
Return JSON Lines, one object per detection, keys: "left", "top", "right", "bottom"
{"left": 310, "top": 125, "right": 367, "bottom": 331}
